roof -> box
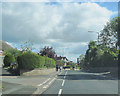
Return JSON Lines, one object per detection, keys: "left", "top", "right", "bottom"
{"left": 56, "top": 56, "right": 68, "bottom": 61}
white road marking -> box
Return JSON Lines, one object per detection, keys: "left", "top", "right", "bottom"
{"left": 58, "top": 89, "right": 62, "bottom": 96}
{"left": 38, "top": 78, "right": 51, "bottom": 86}
{"left": 48, "top": 78, "right": 56, "bottom": 85}
{"left": 62, "top": 80, "right": 65, "bottom": 86}
{"left": 65, "top": 71, "right": 68, "bottom": 75}
{"left": 59, "top": 72, "right": 62, "bottom": 75}
{"left": 38, "top": 83, "right": 43, "bottom": 86}
{"left": 64, "top": 76, "right": 66, "bottom": 79}
{"left": 43, "top": 85, "right": 49, "bottom": 89}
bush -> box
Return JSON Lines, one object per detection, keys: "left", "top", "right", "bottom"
{"left": 17, "top": 52, "right": 43, "bottom": 69}
{"left": 17, "top": 52, "right": 56, "bottom": 69}
{"left": 55, "top": 60, "right": 64, "bottom": 66}
{"left": 3, "top": 53, "right": 15, "bottom": 67}
{"left": 45, "top": 56, "right": 56, "bottom": 68}
{"left": 4, "top": 48, "right": 21, "bottom": 58}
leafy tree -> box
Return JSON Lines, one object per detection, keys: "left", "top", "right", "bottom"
{"left": 81, "top": 40, "right": 118, "bottom": 71}
{"left": 39, "top": 46, "right": 56, "bottom": 59}
{"left": 4, "top": 48, "right": 21, "bottom": 58}
{"left": 99, "top": 17, "right": 120, "bottom": 48}
{"left": 55, "top": 60, "right": 64, "bottom": 66}
{"left": 20, "top": 40, "right": 34, "bottom": 53}
{"left": 3, "top": 53, "right": 15, "bottom": 67}
{"left": 78, "top": 54, "right": 85, "bottom": 68}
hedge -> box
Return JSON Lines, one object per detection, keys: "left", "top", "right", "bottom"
{"left": 44, "top": 56, "right": 56, "bottom": 68}
{"left": 3, "top": 53, "right": 15, "bottom": 67}
{"left": 17, "top": 52, "right": 55, "bottom": 69}
{"left": 55, "top": 60, "right": 64, "bottom": 66}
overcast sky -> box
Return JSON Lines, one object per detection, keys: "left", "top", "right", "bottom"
{"left": 2, "top": 1, "right": 118, "bottom": 62}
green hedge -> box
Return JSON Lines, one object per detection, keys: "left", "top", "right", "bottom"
{"left": 44, "top": 56, "right": 56, "bottom": 68}
{"left": 3, "top": 53, "right": 15, "bottom": 67}
{"left": 55, "top": 60, "right": 64, "bottom": 66}
{"left": 17, "top": 52, "right": 55, "bottom": 69}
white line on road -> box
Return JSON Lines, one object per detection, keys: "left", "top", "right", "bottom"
{"left": 43, "top": 78, "right": 56, "bottom": 88}
{"left": 59, "top": 72, "right": 62, "bottom": 75}
{"left": 65, "top": 71, "right": 68, "bottom": 75}
{"left": 38, "top": 78, "right": 51, "bottom": 86}
{"left": 62, "top": 80, "right": 65, "bottom": 86}
{"left": 48, "top": 78, "right": 56, "bottom": 85}
{"left": 58, "top": 89, "right": 62, "bottom": 96}
{"left": 43, "top": 85, "right": 49, "bottom": 89}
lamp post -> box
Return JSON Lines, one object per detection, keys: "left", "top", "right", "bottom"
{"left": 88, "top": 31, "right": 100, "bottom": 45}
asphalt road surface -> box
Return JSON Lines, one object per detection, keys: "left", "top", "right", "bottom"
{"left": 42, "top": 70, "right": 118, "bottom": 95}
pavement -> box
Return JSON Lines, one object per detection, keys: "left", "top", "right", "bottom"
{"left": 42, "top": 70, "right": 118, "bottom": 95}
{"left": 1, "top": 69, "right": 62, "bottom": 96}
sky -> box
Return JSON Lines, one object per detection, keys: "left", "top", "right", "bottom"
{"left": 1, "top": 1, "right": 118, "bottom": 62}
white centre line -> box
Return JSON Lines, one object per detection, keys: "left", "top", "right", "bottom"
{"left": 62, "top": 80, "right": 65, "bottom": 86}
{"left": 64, "top": 71, "right": 67, "bottom": 77}
{"left": 58, "top": 89, "right": 62, "bottom": 96}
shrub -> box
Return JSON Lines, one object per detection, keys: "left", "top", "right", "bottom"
{"left": 45, "top": 56, "right": 56, "bottom": 68}
{"left": 17, "top": 52, "right": 44, "bottom": 69}
{"left": 17, "top": 52, "right": 56, "bottom": 69}
{"left": 55, "top": 60, "right": 64, "bottom": 66}
{"left": 3, "top": 53, "right": 15, "bottom": 67}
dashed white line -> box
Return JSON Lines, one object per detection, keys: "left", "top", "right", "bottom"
{"left": 65, "top": 71, "right": 68, "bottom": 75}
{"left": 62, "top": 80, "right": 65, "bottom": 86}
{"left": 58, "top": 89, "right": 62, "bottom": 96}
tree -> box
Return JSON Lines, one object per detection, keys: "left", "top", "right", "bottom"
{"left": 20, "top": 40, "right": 34, "bottom": 53}
{"left": 56, "top": 60, "right": 64, "bottom": 66}
{"left": 99, "top": 17, "right": 120, "bottom": 48}
{"left": 78, "top": 54, "right": 85, "bottom": 68}
{"left": 4, "top": 48, "right": 21, "bottom": 58}
{"left": 3, "top": 53, "right": 15, "bottom": 67}
{"left": 39, "top": 46, "right": 56, "bottom": 59}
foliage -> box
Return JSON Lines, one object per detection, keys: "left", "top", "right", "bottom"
{"left": 44, "top": 56, "right": 56, "bottom": 68}
{"left": 67, "top": 61, "right": 75, "bottom": 67}
{"left": 17, "top": 52, "right": 56, "bottom": 69}
{"left": 99, "top": 17, "right": 120, "bottom": 48}
{"left": 3, "top": 53, "right": 15, "bottom": 67}
{"left": 55, "top": 60, "right": 65, "bottom": 66}
{"left": 79, "top": 40, "right": 118, "bottom": 71}
{"left": 4, "top": 48, "right": 21, "bottom": 58}
{"left": 20, "top": 40, "right": 34, "bottom": 53}
{"left": 39, "top": 46, "right": 56, "bottom": 59}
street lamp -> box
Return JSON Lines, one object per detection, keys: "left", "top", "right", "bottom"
{"left": 88, "top": 31, "right": 100, "bottom": 45}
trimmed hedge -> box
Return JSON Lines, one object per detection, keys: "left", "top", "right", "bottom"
{"left": 17, "top": 52, "right": 55, "bottom": 69}
{"left": 55, "top": 60, "right": 64, "bottom": 66}
{"left": 3, "top": 53, "right": 15, "bottom": 67}
{"left": 44, "top": 56, "right": 56, "bottom": 68}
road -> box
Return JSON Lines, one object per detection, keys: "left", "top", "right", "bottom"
{"left": 42, "top": 70, "right": 118, "bottom": 95}
{"left": 1, "top": 70, "right": 59, "bottom": 95}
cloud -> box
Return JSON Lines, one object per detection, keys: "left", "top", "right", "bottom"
{"left": 2, "top": 2, "right": 115, "bottom": 62}
{"left": 2, "top": 2, "right": 113, "bottom": 43}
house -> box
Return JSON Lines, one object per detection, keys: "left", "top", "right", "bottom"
{"left": 0, "top": 50, "right": 5, "bottom": 57}
{"left": 0, "top": 50, "right": 5, "bottom": 67}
